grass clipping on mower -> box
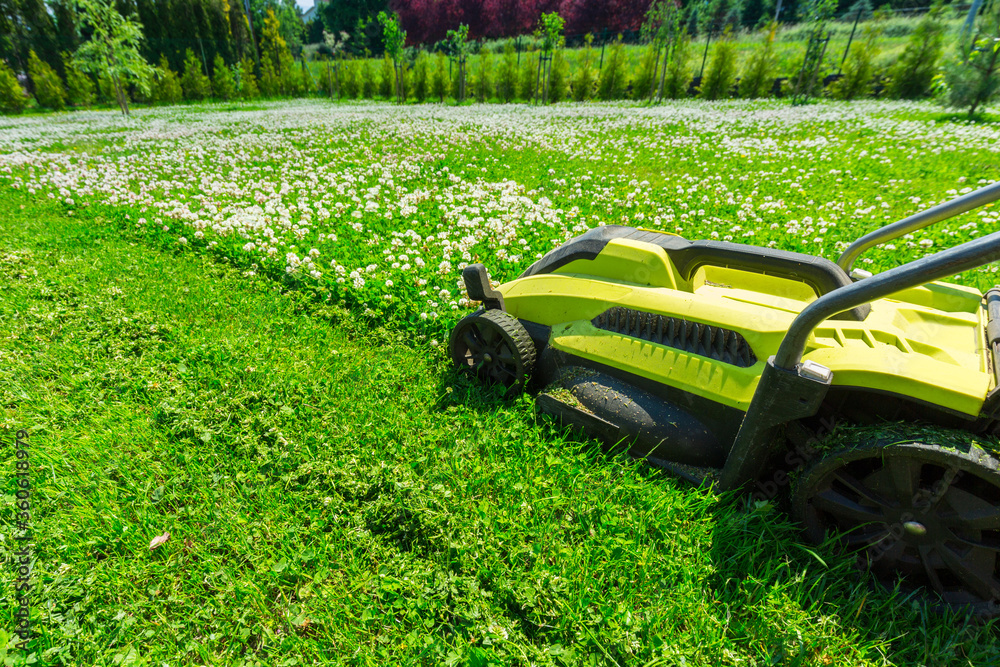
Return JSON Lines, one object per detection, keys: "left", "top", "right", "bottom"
{"left": 813, "top": 421, "right": 1000, "bottom": 459}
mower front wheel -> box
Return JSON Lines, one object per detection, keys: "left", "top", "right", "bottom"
{"left": 450, "top": 309, "right": 536, "bottom": 392}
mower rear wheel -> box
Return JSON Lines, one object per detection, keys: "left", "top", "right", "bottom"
{"left": 793, "top": 434, "right": 1000, "bottom": 617}
{"left": 450, "top": 309, "right": 536, "bottom": 392}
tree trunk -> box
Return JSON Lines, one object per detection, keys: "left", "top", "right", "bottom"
{"left": 113, "top": 72, "right": 128, "bottom": 116}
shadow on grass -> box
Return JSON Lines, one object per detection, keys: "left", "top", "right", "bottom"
{"left": 933, "top": 111, "right": 1000, "bottom": 125}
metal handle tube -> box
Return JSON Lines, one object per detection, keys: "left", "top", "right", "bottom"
{"left": 986, "top": 288, "right": 1000, "bottom": 384}
{"left": 837, "top": 180, "right": 1000, "bottom": 273}
{"left": 776, "top": 230, "right": 1000, "bottom": 371}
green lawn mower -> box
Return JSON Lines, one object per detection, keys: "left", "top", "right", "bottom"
{"left": 450, "top": 180, "right": 1000, "bottom": 616}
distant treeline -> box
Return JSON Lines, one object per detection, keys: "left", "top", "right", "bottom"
{"left": 315, "top": 0, "right": 967, "bottom": 50}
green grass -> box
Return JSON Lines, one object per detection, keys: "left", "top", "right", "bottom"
{"left": 1, "top": 186, "right": 999, "bottom": 665}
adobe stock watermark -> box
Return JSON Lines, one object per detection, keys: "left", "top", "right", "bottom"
{"left": 11, "top": 429, "right": 33, "bottom": 649}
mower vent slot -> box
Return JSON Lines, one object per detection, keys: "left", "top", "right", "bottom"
{"left": 592, "top": 307, "right": 758, "bottom": 367}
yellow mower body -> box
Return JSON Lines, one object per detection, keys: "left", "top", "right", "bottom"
{"left": 501, "top": 235, "right": 991, "bottom": 418}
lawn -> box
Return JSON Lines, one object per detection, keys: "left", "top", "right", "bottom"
{"left": 1, "top": 99, "right": 999, "bottom": 665}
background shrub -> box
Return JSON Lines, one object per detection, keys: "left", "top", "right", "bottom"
{"left": 699, "top": 37, "right": 739, "bottom": 100}
{"left": 412, "top": 52, "right": 429, "bottom": 102}
{"left": 180, "top": 49, "right": 211, "bottom": 101}
{"left": 739, "top": 24, "right": 778, "bottom": 99}
{"left": 152, "top": 56, "right": 183, "bottom": 105}
{"left": 633, "top": 45, "right": 658, "bottom": 101}
{"left": 28, "top": 50, "right": 66, "bottom": 111}
{"left": 361, "top": 60, "right": 376, "bottom": 98}
{"left": 548, "top": 51, "right": 569, "bottom": 102}
{"left": 662, "top": 34, "right": 693, "bottom": 99}
{"left": 64, "top": 57, "right": 96, "bottom": 107}
{"left": 260, "top": 60, "right": 281, "bottom": 97}
{"left": 597, "top": 38, "right": 628, "bottom": 100}
{"left": 572, "top": 36, "right": 596, "bottom": 102}
{"left": 342, "top": 59, "right": 361, "bottom": 99}
{"left": 211, "top": 54, "right": 235, "bottom": 100}
{"left": 238, "top": 58, "right": 260, "bottom": 99}
{"left": 496, "top": 41, "right": 517, "bottom": 102}
{"left": 0, "top": 60, "right": 25, "bottom": 114}
{"left": 887, "top": 1, "right": 947, "bottom": 99}
{"left": 378, "top": 55, "right": 394, "bottom": 98}
{"left": 518, "top": 50, "right": 536, "bottom": 100}
{"left": 431, "top": 53, "right": 448, "bottom": 102}
{"left": 941, "top": 0, "right": 1000, "bottom": 116}
{"left": 829, "top": 12, "right": 886, "bottom": 101}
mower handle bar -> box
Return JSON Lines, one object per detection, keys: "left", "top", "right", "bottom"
{"left": 775, "top": 227, "right": 1000, "bottom": 371}
{"left": 837, "top": 180, "right": 1000, "bottom": 273}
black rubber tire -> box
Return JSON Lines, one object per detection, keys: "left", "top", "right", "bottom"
{"left": 449, "top": 309, "right": 536, "bottom": 392}
{"left": 792, "top": 428, "right": 1000, "bottom": 617}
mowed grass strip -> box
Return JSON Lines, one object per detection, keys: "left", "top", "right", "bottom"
{"left": 0, "top": 194, "right": 996, "bottom": 666}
